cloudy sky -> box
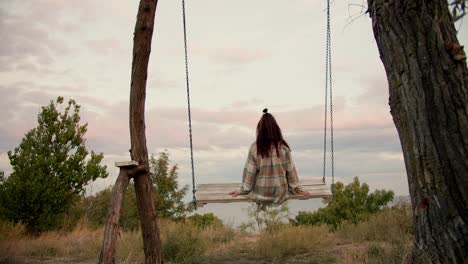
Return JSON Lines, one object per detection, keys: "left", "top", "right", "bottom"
{"left": 1, "top": 0, "right": 466, "bottom": 221}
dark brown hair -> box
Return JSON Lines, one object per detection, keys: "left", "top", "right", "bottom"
{"left": 256, "top": 108, "right": 290, "bottom": 158}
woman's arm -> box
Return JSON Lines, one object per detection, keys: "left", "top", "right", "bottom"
{"left": 230, "top": 145, "right": 257, "bottom": 197}
{"left": 239, "top": 146, "right": 257, "bottom": 194}
{"left": 285, "top": 149, "right": 309, "bottom": 195}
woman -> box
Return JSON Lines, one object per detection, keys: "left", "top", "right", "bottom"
{"left": 229, "top": 108, "right": 310, "bottom": 207}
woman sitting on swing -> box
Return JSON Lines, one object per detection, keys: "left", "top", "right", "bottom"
{"left": 229, "top": 108, "right": 310, "bottom": 208}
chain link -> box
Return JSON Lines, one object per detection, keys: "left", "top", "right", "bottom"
{"left": 182, "top": 0, "right": 197, "bottom": 207}
{"left": 322, "top": 0, "right": 335, "bottom": 189}
{"left": 328, "top": 0, "right": 334, "bottom": 187}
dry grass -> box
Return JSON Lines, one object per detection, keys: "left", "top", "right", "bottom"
{"left": 160, "top": 220, "right": 234, "bottom": 264}
{"left": 232, "top": 224, "right": 335, "bottom": 261}
{"left": 337, "top": 203, "right": 412, "bottom": 243}
{"left": 0, "top": 221, "right": 27, "bottom": 258}
{"left": 0, "top": 219, "right": 236, "bottom": 264}
{"left": 339, "top": 240, "right": 412, "bottom": 264}
{"left": 336, "top": 204, "right": 413, "bottom": 264}
{"left": 1, "top": 224, "right": 102, "bottom": 261}
{"left": 0, "top": 205, "right": 414, "bottom": 264}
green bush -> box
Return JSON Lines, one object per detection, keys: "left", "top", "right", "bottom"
{"left": 241, "top": 202, "right": 290, "bottom": 232}
{"left": 188, "top": 213, "right": 222, "bottom": 229}
{"left": 162, "top": 224, "right": 203, "bottom": 264}
{"left": 292, "top": 177, "right": 394, "bottom": 229}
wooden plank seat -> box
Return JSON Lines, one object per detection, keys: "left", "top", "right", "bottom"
{"left": 195, "top": 177, "right": 332, "bottom": 207}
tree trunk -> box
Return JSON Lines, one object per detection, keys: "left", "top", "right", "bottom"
{"left": 129, "top": 0, "right": 163, "bottom": 263}
{"left": 367, "top": 0, "right": 468, "bottom": 262}
{"left": 99, "top": 169, "right": 130, "bottom": 264}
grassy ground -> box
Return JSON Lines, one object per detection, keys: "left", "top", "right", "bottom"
{"left": 0, "top": 205, "right": 412, "bottom": 264}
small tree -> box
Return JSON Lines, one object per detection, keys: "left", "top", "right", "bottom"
{"left": 150, "top": 151, "right": 193, "bottom": 219}
{"left": 0, "top": 97, "right": 108, "bottom": 232}
{"left": 239, "top": 202, "right": 290, "bottom": 233}
{"left": 84, "top": 185, "right": 140, "bottom": 230}
{"left": 293, "top": 177, "right": 394, "bottom": 229}
{"left": 85, "top": 151, "right": 191, "bottom": 230}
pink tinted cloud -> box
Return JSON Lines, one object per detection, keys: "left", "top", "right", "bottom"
{"left": 87, "top": 38, "right": 121, "bottom": 54}
{"left": 81, "top": 97, "right": 393, "bottom": 153}
{"left": 189, "top": 46, "right": 268, "bottom": 65}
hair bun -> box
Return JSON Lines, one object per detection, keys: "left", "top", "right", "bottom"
{"left": 263, "top": 108, "right": 268, "bottom": 114}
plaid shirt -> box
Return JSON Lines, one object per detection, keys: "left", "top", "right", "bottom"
{"left": 240, "top": 143, "right": 302, "bottom": 205}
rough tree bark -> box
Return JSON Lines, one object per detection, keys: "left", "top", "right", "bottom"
{"left": 99, "top": 0, "right": 161, "bottom": 263}
{"left": 129, "top": 0, "right": 162, "bottom": 263}
{"left": 367, "top": 0, "right": 468, "bottom": 262}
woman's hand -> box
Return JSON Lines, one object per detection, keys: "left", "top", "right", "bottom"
{"left": 296, "top": 189, "right": 311, "bottom": 196}
{"left": 228, "top": 190, "right": 240, "bottom": 197}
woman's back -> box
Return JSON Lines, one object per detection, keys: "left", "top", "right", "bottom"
{"left": 240, "top": 143, "right": 301, "bottom": 205}
{"left": 229, "top": 108, "right": 306, "bottom": 205}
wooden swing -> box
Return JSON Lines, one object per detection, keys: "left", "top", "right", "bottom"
{"left": 195, "top": 178, "right": 332, "bottom": 207}
{"left": 181, "top": 0, "right": 336, "bottom": 207}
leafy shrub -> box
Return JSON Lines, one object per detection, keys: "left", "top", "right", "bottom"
{"left": 188, "top": 213, "right": 222, "bottom": 229}
{"left": 241, "top": 202, "right": 290, "bottom": 232}
{"left": 292, "top": 177, "right": 394, "bottom": 229}
{"left": 162, "top": 223, "right": 203, "bottom": 264}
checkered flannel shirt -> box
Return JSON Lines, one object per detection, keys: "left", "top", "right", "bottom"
{"left": 239, "top": 143, "right": 302, "bottom": 205}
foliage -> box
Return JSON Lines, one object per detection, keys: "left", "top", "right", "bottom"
{"left": 160, "top": 219, "right": 235, "bottom": 264}
{"left": 81, "top": 188, "right": 112, "bottom": 229}
{"left": 82, "top": 184, "right": 139, "bottom": 231}
{"left": 292, "top": 177, "right": 394, "bottom": 229}
{"left": 150, "top": 151, "right": 193, "bottom": 219}
{"left": 162, "top": 223, "right": 203, "bottom": 264}
{"left": 240, "top": 202, "right": 290, "bottom": 233}
{"left": 0, "top": 97, "right": 108, "bottom": 232}
{"left": 188, "top": 213, "right": 222, "bottom": 229}
{"left": 81, "top": 151, "right": 192, "bottom": 230}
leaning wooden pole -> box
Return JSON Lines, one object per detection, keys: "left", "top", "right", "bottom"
{"left": 99, "top": 0, "right": 162, "bottom": 263}
{"left": 129, "top": 0, "right": 162, "bottom": 263}
{"left": 99, "top": 164, "right": 141, "bottom": 263}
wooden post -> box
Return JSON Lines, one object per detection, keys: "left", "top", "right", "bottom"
{"left": 99, "top": 163, "right": 151, "bottom": 264}
{"left": 128, "top": 0, "right": 162, "bottom": 263}
{"left": 99, "top": 165, "right": 132, "bottom": 264}
{"left": 99, "top": 0, "right": 162, "bottom": 263}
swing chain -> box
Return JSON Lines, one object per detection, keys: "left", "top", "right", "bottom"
{"left": 322, "top": 0, "right": 335, "bottom": 188}
{"left": 182, "top": 0, "right": 197, "bottom": 207}
{"left": 328, "top": 0, "right": 335, "bottom": 188}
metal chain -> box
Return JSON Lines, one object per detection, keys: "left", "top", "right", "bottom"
{"left": 182, "top": 0, "right": 197, "bottom": 207}
{"left": 328, "top": 0, "right": 335, "bottom": 187}
{"left": 322, "top": 0, "right": 334, "bottom": 189}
